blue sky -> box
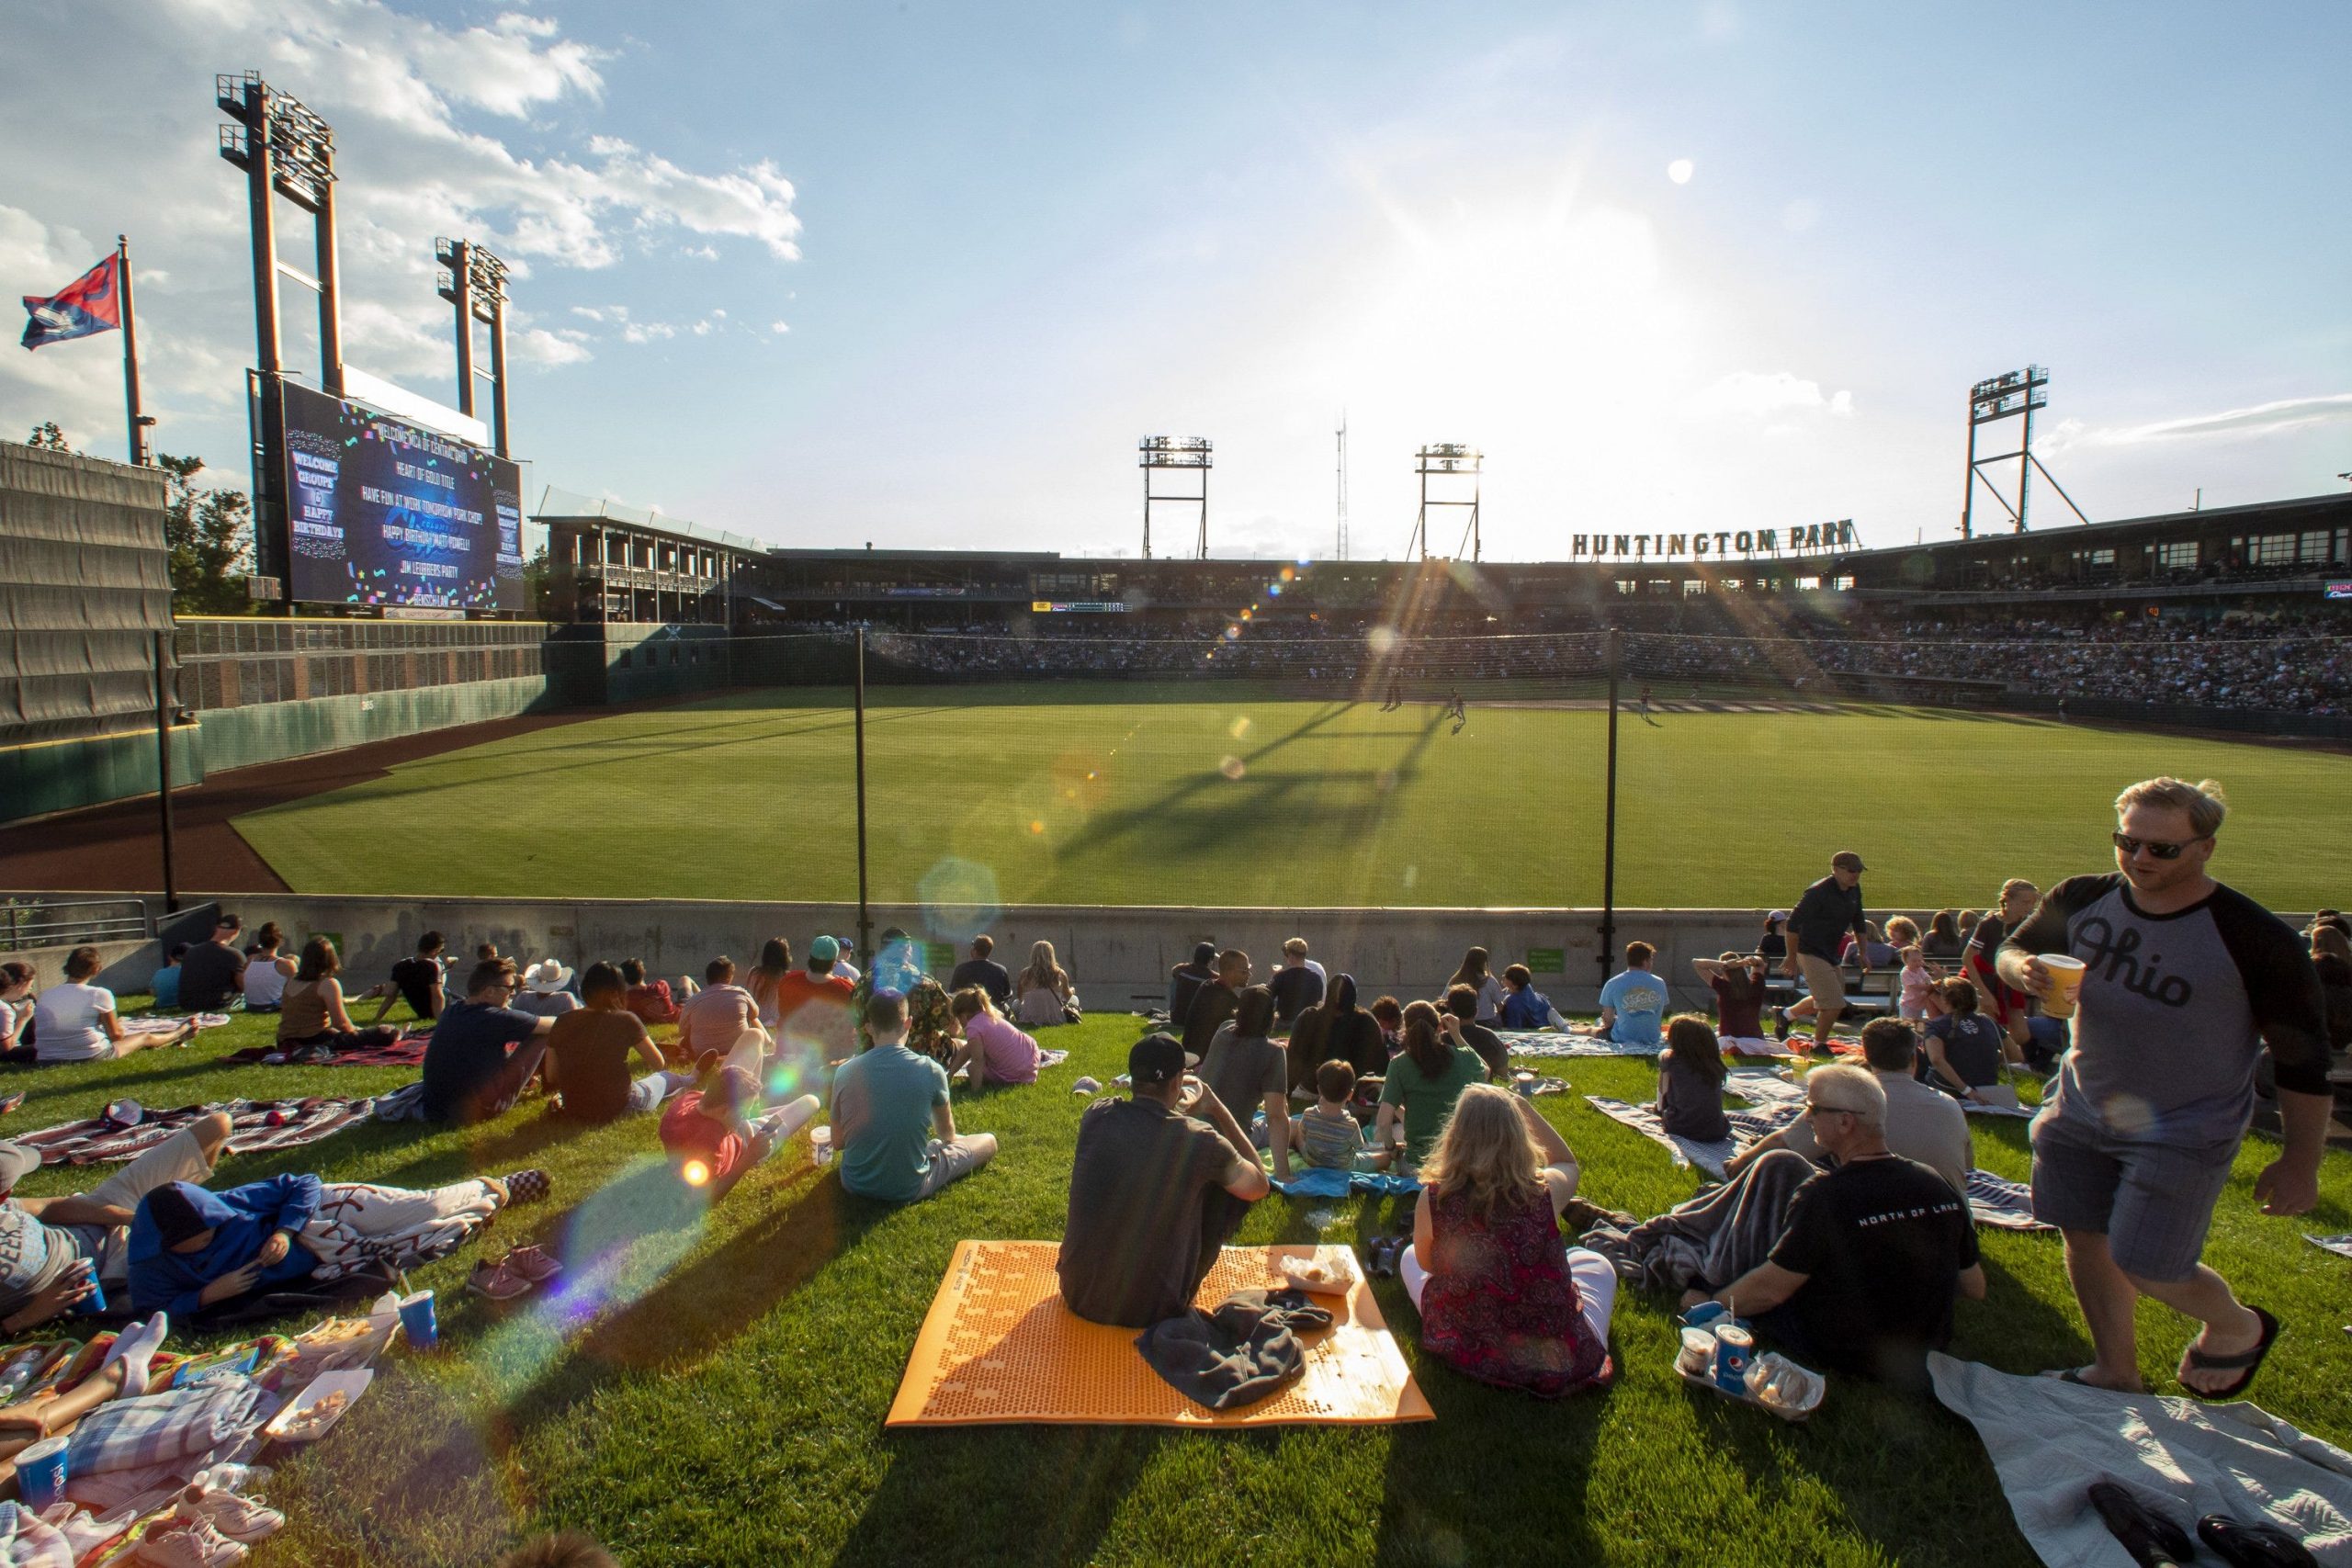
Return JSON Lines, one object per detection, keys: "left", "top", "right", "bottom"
{"left": 5, "top": 0, "right": 2347, "bottom": 558}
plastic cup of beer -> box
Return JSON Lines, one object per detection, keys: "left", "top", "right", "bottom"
{"left": 2038, "top": 954, "right": 2087, "bottom": 1018}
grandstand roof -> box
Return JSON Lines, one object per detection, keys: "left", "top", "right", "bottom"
{"left": 1840, "top": 490, "right": 2352, "bottom": 563}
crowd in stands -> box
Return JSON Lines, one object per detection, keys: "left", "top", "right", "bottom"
{"left": 756, "top": 600, "right": 2350, "bottom": 714}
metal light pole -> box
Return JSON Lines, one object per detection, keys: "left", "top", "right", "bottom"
{"left": 1598, "top": 626, "right": 1621, "bottom": 990}
{"left": 854, "top": 627, "right": 872, "bottom": 961}
{"left": 153, "top": 631, "right": 178, "bottom": 913}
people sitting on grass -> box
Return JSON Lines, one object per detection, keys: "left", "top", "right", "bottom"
{"left": 949, "top": 934, "right": 1012, "bottom": 1009}
{"left": 0, "top": 964, "right": 28, "bottom": 1056}
{"left": 829, "top": 937, "right": 861, "bottom": 983}
{"left": 1921, "top": 978, "right": 2013, "bottom": 1106}
{"left": 1656, "top": 1016, "right": 1731, "bottom": 1143}
{"left": 1013, "top": 940, "right": 1080, "bottom": 1027}
{"left": 746, "top": 938, "right": 796, "bottom": 1029}
{"left": 775, "top": 935, "right": 858, "bottom": 1069}
{"left": 852, "top": 931, "right": 956, "bottom": 1061}
{"left": 1442, "top": 983, "right": 1510, "bottom": 1079}
{"left": 1167, "top": 942, "right": 1217, "bottom": 1026}
{"left": 1597, "top": 942, "right": 1669, "bottom": 1047}
{"left": 514, "top": 959, "right": 582, "bottom": 1020}
{"left": 368, "top": 930, "right": 449, "bottom": 1026}
{"left": 420, "top": 957, "right": 558, "bottom": 1125}
{"left": 546, "top": 962, "right": 691, "bottom": 1123}
{"left": 1286, "top": 973, "right": 1388, "bottom": 1094}
{"left": 1268, "top": 937, "right": 1326, "bottom": 1029}
{"left": 1375, "top": 1000, "right": 1488, "bottom": 1171}
{"left": 1920, "top": 908, "right": 1965, "bottom": 963}
{"left": 149, "top": 942, "right": 189, "bottom": 1011}
{"left": 175, "top": 913, "right": 248, "bottom": 1013}
{"left": 831, "top": 990, "right": 998, "bottom": 1202}
{"left": 945, "top": 986, "right": 1041, "bottom": 1089}
{"left": 659, "top": 1062, "right": 820, "bottom": 1201}
{"left": 1182, "top": 948, "right": 1249, "bottom": 1058}
{"left": 0, "top": 1116, "right": 233, "bottom": 1333}
{"left": 1404, "top": 1083, "right": 1616, "bottom": 1397}
{"left": 1497, "top": 964, "right": 1566, "bottom": 1031}
{"left": 1370, "top": 994, "right": 1405, "bottom": 1052}
{"left": 1057, "top": 1032, "right": 1270, "bottom": 1327}
{"left": 1691, "top": 951, "right": 1770, "bottom": 1048}
{"left": 1677, "top": 1063, "right": 1984, "bottom": 1387}
{"left": 1962, "top": 877, "right": 2039, "bottom": 1044}
{"left": 1292, "top": 1060, "right": 1385, "bottom": 1170}
{"left": 677, "top": 957, "right": 760, "bottom": 1058}
{"left": 1201, "top": 984, "right": 1291, "bottom": 1182}
{"left": 2312, "top": 922, "right": 2352, "bottom": 1050}
{"left": 1840, "top": 919, "right": 1900, "bottom": 971}
{"left": 619, "top": 957, "right": 685, "bottom": 1026}
{"left": 242, "top": 922, "right": 294, "bottom": 1013}
{"left": 1756, "top": 910, "right": 1789, "bottom": 963}
{"left": 127, "top": 1168, "right": 549, "bottom": 1316}
{"left": 33, "top": 945, "right": 196, "bottom": 1062}
{"left": 1727, "top": 1020, "right": 1971, "bottom": 1193}
{"left": 1446, "top": 946, "right": 1504, "bottom": 1025}
{"left": 276, "top": 937, "right": 402, "bottom": 1057}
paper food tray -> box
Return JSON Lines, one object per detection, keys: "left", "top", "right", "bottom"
{"left": 263, "top": 1369, "right": 373, "bottom": 1443}
{"left": 1674, "top": 1359, "right": 1820, "bottom": 1422}
{"left": 1278, "top": 1251, "right": 1361, "bottom": 1295}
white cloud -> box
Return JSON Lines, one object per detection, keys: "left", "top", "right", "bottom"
{"left": 1682, "top": 370, "right": 1854, "bottom": 420}
{"left": 770, "top": 321, "right": 791, "bottom": 335}
{"left": 2052, "top": 392, "right": 2352, "bottom": 447}
{"left": 514, "top": 326, "right": 594, "bottom": 367}
{"left": 620, "top": 321, "right": 677, "bottom": 344}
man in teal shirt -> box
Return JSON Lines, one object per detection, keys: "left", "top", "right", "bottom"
{"left": 1598, "top": 942, "right": 1670, "bottom": 1047}
{"left": 831, "top": 989, "right": 998, "bottom": 1202}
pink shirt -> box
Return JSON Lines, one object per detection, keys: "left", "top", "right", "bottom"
{"left": 1899, "top": 964, "right": 1933, "bottom": 1019}
{"left": 964, "top": 1010, "right": 1040, "bottom": 1084}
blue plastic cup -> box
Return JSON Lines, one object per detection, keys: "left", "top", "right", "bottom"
{"left": 397, "top": 1289, "right": 438, "bottom": 1350}
{"left": 70, "top": 1259, "right": 106, "bottom": 1316}
{"left": 17, "top": 1437, "right": 68, "bottom": 1510}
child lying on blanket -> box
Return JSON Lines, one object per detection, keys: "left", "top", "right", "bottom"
{"left": 128, "top": 1169, "right": 550, "bottom": 1317}
{"left": 1290, "top": 1062, "right": 1389, "bottom": 1171}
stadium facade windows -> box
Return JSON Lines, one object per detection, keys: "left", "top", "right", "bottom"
{"left": 2157, "top": 540, "right": 2199, "bottom": 570}
{"left": 2248, "top": 534, "right": 2298, "bottom": 566}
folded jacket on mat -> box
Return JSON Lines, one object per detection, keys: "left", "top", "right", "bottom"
{"left": 1135, "top": 1289, "right": 1335, "bottom": 1410}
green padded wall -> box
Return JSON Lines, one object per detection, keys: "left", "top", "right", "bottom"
{"left": 192, "top": 675, "right": 552, "bottom": 773}
{"left": 0, "top": 721, "right": 206, "bottom": 823}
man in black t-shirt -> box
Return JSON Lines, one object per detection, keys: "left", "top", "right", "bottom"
{"left": 1781, "top": 852, "right": 1871, "bottom": 1055}
{"left": 371, "top": 931, "right": 449, "bottom": 1026}
{"left": 1167, "top": 942, "right": 1216, "bottom": 1024}
{"left": 420, "top": 958, "right": 557, "bottom": 1124}
{"left": 1442, "top": 985, "right": 1508, "bottom": 1079}
{"left": 1182, "top": 949, "right": 1250, "bottom": 1058}
{"left": 947, "top": 935, "right": 1012, "bottom": 1008}
{"left": 175, "top": 915, "right": 248, "bottom": 1012}
{"left": 1057, "top": 1034, "right": 1271, "bottom": 1326}
{"left": 1682, "top": 1064, "right": 1983, "bottom": 1386}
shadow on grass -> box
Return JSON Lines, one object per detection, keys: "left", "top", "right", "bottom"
{"left": 834, "top": 1424, "right": 1167, "bottom": 1567}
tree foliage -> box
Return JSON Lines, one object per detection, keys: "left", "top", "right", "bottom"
{"left": 158, "top": 453, "right": 255, "bottom": 615}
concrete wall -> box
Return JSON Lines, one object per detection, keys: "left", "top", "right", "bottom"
{"left": 0, "top": 894, "right": 1883, "bottom": 1010}
{"left": 194, "top": 676, "right": 551, "bottom": 774}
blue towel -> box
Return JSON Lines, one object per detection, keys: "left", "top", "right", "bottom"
{"left": 1268, "top": 1167, "right": 1420, "bottom": 1198}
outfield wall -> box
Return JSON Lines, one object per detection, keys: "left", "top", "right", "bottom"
{"left": 2, "top": 893, "right": 2173, "bottom": 1012}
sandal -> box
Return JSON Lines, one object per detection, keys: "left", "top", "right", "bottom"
{"left": 2197, "top": 1514, "right": 2320, "bottom": 1568}
{"left": 2087, "top": 1481, "right": 2197, "bottom": 1568}
{"left": 2181, "top": 1305, "right": 2280, "bottom": 1401}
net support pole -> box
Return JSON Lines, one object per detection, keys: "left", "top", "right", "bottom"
{"left": 854, "top": 626, "right": 872, "bottom": 961}
{"left": 153, "top": 630, "right": 179, "bottom": 914}
{"left": 1598, "top": 627, "right": 1621, "bottom": 990}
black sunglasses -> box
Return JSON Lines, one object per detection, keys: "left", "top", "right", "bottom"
{"left": 2112, "top": 831, "right": 2205, "bottom": 861}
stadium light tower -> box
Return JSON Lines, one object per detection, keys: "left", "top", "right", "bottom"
{"left": 1411, "top": 444, "right": 1482, "bottom": 560}
{"left": 1139, "top": 436, "right": 1212, "bottom": 559}
{"left": 436, "top": 238, "right": 514, "bottom": 457}
{"left": 1962, "top": 366, "right": 2089, "bottom": 536}
{"left": 217, "top": 72, "right": 344, "bottom": 395}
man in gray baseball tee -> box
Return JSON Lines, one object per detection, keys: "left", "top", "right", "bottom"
{"left": 1997, "top": 777, "right": 2329, "bottom": 1397}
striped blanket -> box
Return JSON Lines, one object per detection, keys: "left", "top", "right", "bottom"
{"left": 17, "top": 1097, "right": 377, "bottom": 1167}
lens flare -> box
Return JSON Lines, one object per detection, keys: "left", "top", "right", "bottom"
{"left": 1367, "top": 626, "right": 1397, "bottom": 655}
{"left": 1029, "top": 818, "right": 1045, "bottom": 834}
{"left": 1668, "top": 158, "right": 1694, "bottom": 184}
{"left": 1219, "top": 756, "right": 1246, "bottom": 780}
{"left": 1228, "top": 716, "right": 1251, "bottom": 739}
{"left": 681, "top": 1159, "right": 711, "bottom": 1188}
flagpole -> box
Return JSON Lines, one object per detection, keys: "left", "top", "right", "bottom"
{"left": 118, "top": 235, "right": 149, "bottom": 466}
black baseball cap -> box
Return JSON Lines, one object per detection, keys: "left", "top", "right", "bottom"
{"left": 1129, "top": 1032, "right": 1196, "bottom": 1087}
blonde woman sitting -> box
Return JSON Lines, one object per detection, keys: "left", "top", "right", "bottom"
{"left": 1013, "top": 941, "right": 1080, "bottom": 1027}
{"left": 1402, "top": 1083, "right": 1617, "bottom": 1397}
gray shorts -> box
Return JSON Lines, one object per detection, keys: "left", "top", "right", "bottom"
{"left": 2029, "top": 1110, "right": 2237, "bottom": 1282}
{"left": 914, "top": 1136, "right": 987, "bottom": 1200}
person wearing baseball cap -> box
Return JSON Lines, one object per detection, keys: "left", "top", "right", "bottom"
{"left": 1056, "top": 1032, "right": 1271, "bottom": 1327}
{"left": 772, "top": 936, "right": 857, "bottom": 1072}
{"left": 0, "top": 1108, "right": 236, "bottom": 1334}
{"left": 1779, "top": 852, "right": 1872, "bottom": 1056}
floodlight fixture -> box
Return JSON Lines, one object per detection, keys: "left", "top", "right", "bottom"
{"left": 1961, "top": 365, "right": 2086, "bottom": 536}
{"left": 1139, "top": 435, "right": 1213, "bottom": 558}
{"left": 1411, "top": 443, "right": 1483, "bottom": 559}
{"left": 435, "top": 238, "right": 515, "bottom": 457}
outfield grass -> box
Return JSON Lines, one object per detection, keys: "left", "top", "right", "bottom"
{"left": 9, "top": 1003, "right": 2350, "bottom": 1566}
{"left": 232, "top": 687, "right": 2352, "bottom": 909}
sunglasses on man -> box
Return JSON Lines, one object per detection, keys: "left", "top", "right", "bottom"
{"left": 2112, "top": 831, "right": 2207, "bottom": 861}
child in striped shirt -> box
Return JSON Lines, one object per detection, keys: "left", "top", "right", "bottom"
{"left": 1290, "top": 1060, "right": 1387, "bottom": 1169}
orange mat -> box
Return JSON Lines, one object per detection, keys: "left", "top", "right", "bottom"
{"left": 885, "top": 1241, "right": 1434, "bottom": 1427}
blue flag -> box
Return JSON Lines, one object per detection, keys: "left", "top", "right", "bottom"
{"left": 20, "top": 254, "right": 123, "bottom": 351}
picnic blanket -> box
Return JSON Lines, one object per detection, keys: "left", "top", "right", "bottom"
{"left": 1582, "top": 1092, "right": 2052, "bottom": 1231}
{"left": 1497, "top": 1029, "right": 1796, "bottom": 1061}
{"left": 886, "top": 1241, "right": 1431, "bottom": 1428}
{"left": 219, "top": 1034, "right": 429, "bottom": 1068}
{"left": 1268, "top": 1168, "right": 1421, "bottom": 1199}
{"left": 1929, "top": 1351, "right": 2352, "bottom": 1567}
{"left": 17, "top": 1097, "right": 377, "bottom": 1167}
{"left": 2307, "top": 1234, "right": 2352, "bottom": 1261}
{"left": 64, "top": 1378, "right": 266, "bottom": 1477}
{"left": 119, "top": 1013, "right": 232, "bottom": 1036}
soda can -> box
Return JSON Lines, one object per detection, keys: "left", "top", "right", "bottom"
{"left": 1713, "top": 1325, "right": 1754, "bottom": 1391}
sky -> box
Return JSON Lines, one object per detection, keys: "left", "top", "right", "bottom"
{"left": 4, "top": 0, "right": 2349, "bottom": 561}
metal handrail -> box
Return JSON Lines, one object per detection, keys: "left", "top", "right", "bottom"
{"left": 0, "top": 897, "right": 152, "bottom": 953}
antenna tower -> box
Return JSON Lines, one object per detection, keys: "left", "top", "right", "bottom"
{"left": 1335, "top": 414, "right": 1349, "bottom": 560}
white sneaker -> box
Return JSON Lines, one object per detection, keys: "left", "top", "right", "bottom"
{"left": 179, "top": 1485, "right": 284, "bottom": 1545}
{"left": 135, "top": 1516, "right": 248, "bottom": 1567}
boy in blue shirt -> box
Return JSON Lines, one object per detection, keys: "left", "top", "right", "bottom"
{"left": 1497, "top": 964, "right": 1565, "bottom": 1030}
{"left": 149, "top": 944, "right": 189, "bottom": 1010}
{"left": 1598, "top": 942, "right": 1669, "bottom": 1047}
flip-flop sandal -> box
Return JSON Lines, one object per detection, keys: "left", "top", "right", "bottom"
{"left": 2087, "top": 1481, "right": 2197, "bottom": 1568}
{"left": 2196, "top": 1514, "right": 2320, "bottom": 1568}
{"left": 2181, "top": 1305, "right": 2280, "bottom": 1401}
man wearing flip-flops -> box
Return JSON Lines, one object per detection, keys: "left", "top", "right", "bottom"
{"left": 1996, "top": 776, "right": 2332, "bottom": 1398}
